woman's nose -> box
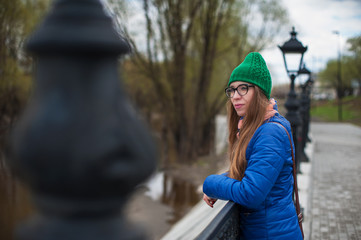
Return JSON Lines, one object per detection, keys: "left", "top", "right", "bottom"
{"left": 233, "top": 90, "right": 242, "bottom": 99}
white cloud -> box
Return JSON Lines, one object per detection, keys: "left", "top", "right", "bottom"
{"left": 262, "top": 0, "right": 361, "bottom": 85}
{"left": 119, "top": 0, "right": 361, "bottom": 86}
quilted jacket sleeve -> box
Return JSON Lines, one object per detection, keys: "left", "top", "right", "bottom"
{"left": 203, "top": 123, "right": 287, "bottom": 209}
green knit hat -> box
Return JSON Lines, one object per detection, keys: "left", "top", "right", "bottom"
{"left": 228, "top": 52, "right": 272, "bottom": 99}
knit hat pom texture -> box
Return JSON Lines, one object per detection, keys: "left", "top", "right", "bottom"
{"left": 228, "top": 52, "right": 272, "bottom": 99}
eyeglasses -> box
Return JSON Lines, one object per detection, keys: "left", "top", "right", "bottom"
{"left": 225, "top": 84, "right": 254, "bottom": 98}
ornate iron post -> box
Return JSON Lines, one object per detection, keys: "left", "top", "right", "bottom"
{"left": 278, "top": 27, "right": 308, "bottom": 173}
{"left": 298, "top": 65, "right": 312, "bottom": 162}
{"left": 8, "top": 0, "right": 156, "bottom": 239}
{"left": 284, "top": 74, "right": 303, "bottom": 171}
{"left": 305, "top": 77, "right": 314, "bottom": 143}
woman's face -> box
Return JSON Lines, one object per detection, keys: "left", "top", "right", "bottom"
{"left": 229, "top": 81, "right": 255, "bottom": 116}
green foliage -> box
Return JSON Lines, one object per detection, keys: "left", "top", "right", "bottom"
{"left": 318, "top": 60, "right": 337, "bottom": 88}
{"left": 347, "top": 35, "right": 361, "bottom": 57}
{"left": 318, "top": 34, "right": 361, "bottom": 97}
{"left": 311, "top": 96, "right": 361, "bottom": 125}
{"left": 117, "top": 0, "right": 289, "bottom": 163}
{"left": 347, "top": 35, "right": 361, "bottom": 95}
{"left": 0, "top": 0, "right": 50, "bottom": 130}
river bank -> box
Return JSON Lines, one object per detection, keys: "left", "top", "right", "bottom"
{"left": 125, "top": 153, "right": 228, "bottom": 240}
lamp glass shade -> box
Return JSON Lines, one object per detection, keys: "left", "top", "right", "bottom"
{"left": 278, "top": 27, "right": 308, "bottom": 75}
{"left": 283, "top": 52, "right": 304, "bottom": 73}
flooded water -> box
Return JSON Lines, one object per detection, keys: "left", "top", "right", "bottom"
{"left": 0, "top": 154, "right": 201, "bottom": 239}
{"left": 144, "top": 171, "right": 200, "bottom": 224}
{"left": 0, "top": 156, "right": 34, "bottom": 240}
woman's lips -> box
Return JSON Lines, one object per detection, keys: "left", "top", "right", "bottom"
{"left": 234, "top": 104, "right": 243, "bottom": 109}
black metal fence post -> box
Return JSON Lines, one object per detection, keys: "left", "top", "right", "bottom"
{"left": 305, "top": 77, "right": 314, "bottom": 143}
{"left": 299, "top": 82, "right": 310, "bottom": 162}
{"left": 284, "top": 74, "right": 302, "bottom": 173}
{"left": 298, "top": 65, "right": 312, "bottom": 162}
{"left": 8, "top": 0, "right": 156, "bottom": 239}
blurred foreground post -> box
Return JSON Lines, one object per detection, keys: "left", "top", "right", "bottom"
{"left": 8, "top": 0, "right": 156, "bottom": 239}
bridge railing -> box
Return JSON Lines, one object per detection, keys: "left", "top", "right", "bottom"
{"left": 195, "top": 201, "right": 240, "bottom": 240}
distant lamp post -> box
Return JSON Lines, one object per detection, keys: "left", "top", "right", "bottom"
{"left": 333, "top": 30, "right": 342, "bottom": 121}
{"left": 298, "top": 64, "right": 311, "bottom": 76}
{"left": 278, "top": 27, "right": 308, "bottom": 173}
{"left": 305, "top": 75, "right": 314, "bottom": 143}
{"left": 298, "top": 64, "right": 312, "bottom": 162}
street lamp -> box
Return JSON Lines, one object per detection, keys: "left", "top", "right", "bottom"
{"left": 298, "top": 63, "right": 311, "bottom": 76}
{"left": 278, "top": 26, "right": 308, "bottom": 173}
{"left": 279, "top": 27, "right": 308, "bottom": 75}
{"left": 333, "top": 30, "right": 342, "bottom": 121}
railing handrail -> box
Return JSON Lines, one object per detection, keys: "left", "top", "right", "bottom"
{"left": 195, "top": 201, "right": 240, "bottom": 240}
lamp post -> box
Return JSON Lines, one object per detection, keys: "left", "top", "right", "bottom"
{"left": 333, "top": 30, "right": 342, "bottom": 121}
{"left": 278, "top": 27, "right": 308, "bottom": 173}
{"left": 298, "top": 64, "right": 312, "bottom": 162}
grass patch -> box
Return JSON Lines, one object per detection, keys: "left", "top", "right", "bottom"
{"left": 311, "top": 96, "right": 361, "bottom": 126}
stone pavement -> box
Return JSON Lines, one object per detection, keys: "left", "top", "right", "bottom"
{"left": 305, "top": 122, "right": 361, "bottom": 240}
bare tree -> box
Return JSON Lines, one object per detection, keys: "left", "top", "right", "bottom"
{"left": 108, "top": 0, "right": 288, "bottom": 164}
{"left": 0, "top": 0, "right": 49, "bottom": 137}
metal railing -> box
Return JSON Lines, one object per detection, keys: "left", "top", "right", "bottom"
{"left": 196, "top": 201, "right": 240, "bottom": 240}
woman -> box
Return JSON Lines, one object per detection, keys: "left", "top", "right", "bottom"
{"left": 202, "top": 52, "right": 303, "bottom": 239}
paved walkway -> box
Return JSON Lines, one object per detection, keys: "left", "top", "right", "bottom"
{"left": 306, "top": 123, "right": 361, "bottom": 240}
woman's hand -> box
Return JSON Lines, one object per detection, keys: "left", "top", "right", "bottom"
{"left": 203, "top": 194, "right": 217, "bottom": 208}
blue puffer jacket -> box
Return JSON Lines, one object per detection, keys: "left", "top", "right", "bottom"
{"left": 203, "top": 114, "right": 303, "bottom": 239}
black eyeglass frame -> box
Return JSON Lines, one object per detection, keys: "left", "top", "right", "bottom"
{"left": 225, "top": 83, "right": 255, "bottom": 98}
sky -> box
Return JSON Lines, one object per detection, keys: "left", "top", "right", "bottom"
{"left": 262, "top": 0, "right": 361, "bottom": 85}
{"left": 111, "top": 0, "right": 361, "bottom": 85}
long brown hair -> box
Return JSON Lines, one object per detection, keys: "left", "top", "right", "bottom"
{"left": 228, "top": 87, "right": 269, "bottom": 181}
